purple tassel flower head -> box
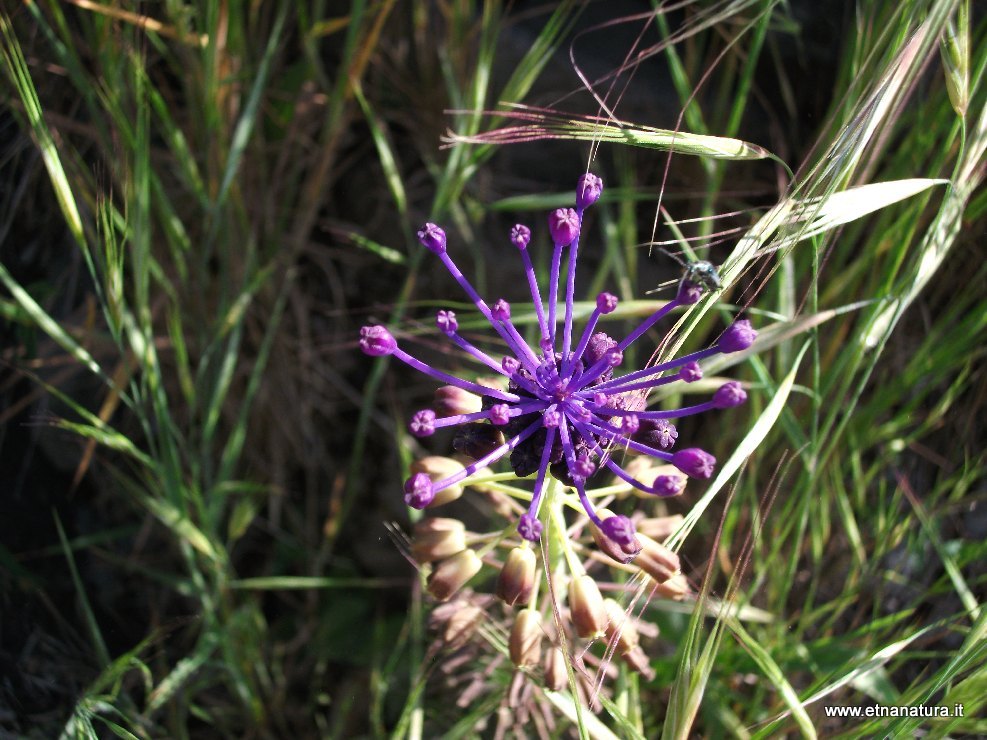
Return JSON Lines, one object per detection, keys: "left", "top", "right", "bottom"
{"left": 359, "top": 175, "right": 756, "bottom": 547}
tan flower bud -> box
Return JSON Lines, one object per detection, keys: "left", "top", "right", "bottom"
{"left": 410, "top": 456, "right": 465, "bottom": 506}
{"left": 463, "top": 463, "right": 495, "bottom": 494}
{"left": 620, "top": 645, "right": 656, "bottom": 680}
{"left": 509, "top": 608, "right": 543, "bottom": 668}
{"left": 636, "top": 514, "right": 684, "bottom": 541}
{"left": 568, "top": 574, "right": 607, "bottom": 638}
{"left": 410, "top": 517, "right": 466, "bottom": 563}
{"left": 433, "top": 385, "right": 482, "bottom": 416}
{"left": 427, "top": 549, "right": 482, "bottom": 602}
{"left": 443, "top": 604, "right": 484, "bottom": 648}
{"left": 603, "top": 598, "right": 638, "bottom": 655}
{"left": 651, "top": 572, "right": 689, "bottom": 600}
{"left": 495, "top": 546, "right": 537, "bottom": 606}
{"left": 635, "top": 534, "right": 680, "bottom": 584}
{"left": 475, "top": 375, "right": 507, "bottom": 392}
{"left": 543, "top": 647, "right": 567, "bottom": 691}
{"left": 617, "top": 457, "right": 662, "bottom": 489}
{"left": 591, "top": 509, "right": 642, "bottom": 564}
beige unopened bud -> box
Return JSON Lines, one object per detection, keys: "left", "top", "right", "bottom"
{"left": 543, "top": 647, "right": 567, "bottom": 691}
{"left": 621, "top": 645, "right": 656, "bottom": 680}
{"left": 443, "top": 604, "right": 483, "bottom": 648}
{"left": 636, "top": 514, "right": 684, "bottom": 541}
{"left": 636, "top": 534, "right": 680, "bottom": 584}
{"left": 411, "top": 518, "right": 466, "bottom": 563}
{"left": 433, "top": 385, "right": 482, "bottom": 416}
{"left": 603, "top": 598, "right": 638, "bottom": 655}
{"left": 568, "top": 574, "right": 607, "bottom": 638}
{"left": 591, "top": 509, "right": 642, "bottom": 564}
{"left": 410, "top": 456, "right": 465, "bottom": 506}
{"left": 617, "top": 457, "right": 662, "bottom": 490}
{"left": 463, "top": 463, "right": 495, "bottom": 494}
{"left": 427, "top": 549, "right": 482, "bottom": 602}
{"left": 509, "top": 608, "right": 543, "bottom": 668}
{"left": 476, "top": 375, "right": 507, "bottom": 392}
{"left": 651, "top": 572, "right": 689, "bottom": 600}
{"left": 496, "top": 546, "right": 537, "bottom": 606}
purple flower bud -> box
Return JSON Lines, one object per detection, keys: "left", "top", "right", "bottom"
{"left": 511, "top": 224, "right": 531, "bottom": 250}
{"left": 677, "top": 281, "right": 704, "bottom": 304}
{"left": 621, "top": 414, "right": 640, "bottom": 435}
{"left": 596, "top": 292, "right": 618, "bottom": 314}
{"left": 605, "top": 348, "right": 623, "bottom": 368}
{"left": 417, "top": 222, "right": 447, "bottom": 254}
{"left": 573, "top": 455, "right": 596, "bottom": 480}
{"left": 679, "top": 361, "right": 702, "bottom": 382}
{"left": 517, "top": 513, "right": 543, "bottom": 542}
{"left": 713, "top": 381, "right": 747, "bottom": 409}
{"left": 593, "top": 392, "right": 608, "bottom": 406}
{"left": 576, "top": 173, "right": 603, "bottom": 209}
{"left": 436, "top": 310, "right": 458, "bottom": 335}
{"left": 490, "top": 404, "right": 510, "bottom": 425}
{"left": 548, "top": 207, "right": 580, "bottom": 246}
{"left": 671, "top": 448, "right": 716, "bottom": 479}
{"left": 404, "top": 472, "right": 435, "bottom": 509}
{"left": 635, "top": 419, "right": 678, "bottom": 450}
{"left": 543, "top": 409, "right": 561, "bottom": 428}
{"left": 539, "top": 337, "right": 554, "bottom": 355}
{"left": 651, "top": 474, "right": 685, "bottom": 497}
{"left": 719, "top": 319, "right": 756, "bottom": 353}
{"left": 359, "top": 325, "right": 396, "bottom": 356}
{"left": 409, "top": 409, "right": 437, "bottom": 437}
{"left": 492, "top": 299, "right": 511, "bottom": 321}
{"left": 600, "top": 514, "right": 637, "bottom": 549}
{"left": 502, "top": 356, "right": 521, "bottom": 375}
{"left": 586, "top": 332, "right": 617, "bottom": 366}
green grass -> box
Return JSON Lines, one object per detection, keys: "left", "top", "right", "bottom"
{"left": 1, "top": 0, "right": 984, "bottom": 737}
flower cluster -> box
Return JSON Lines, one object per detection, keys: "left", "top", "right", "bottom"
{"left": 359, "top": 174, "right": 756, "bottom": 554}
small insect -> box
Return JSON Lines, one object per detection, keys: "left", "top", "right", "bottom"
{"left": 647, "top": 249, "right": 723, "bottom": 295}
{"left": 680, "top": 259, "right": 722, "bottom": 292}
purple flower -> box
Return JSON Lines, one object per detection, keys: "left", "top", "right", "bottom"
{"left": 600, "top": 514, "right": 636, "bottom": 550}
{"left": 511, "top": 224, "right": 531, "bottom": 250}
{"left": 416, "top": 222, "right": 447, "bottom": 254}
{"left": 409, "top": 409, "right": 437, "bottom": 437}
{"left": 576, "top": 173, "right": 603, "bottom": 208}
{"left": 359, "top": 325, "right": 396, "bottom": 356}
{"left": 719, "top": 319, "right": 757, "bottom": 353}
{"left": 359, "top": 175, "right": 755, "bottom": 546}
{"left": 713, "top": 381, "right": 747, "bottom": 409}
{"left": 651, "top": 474, "right": 685, "bottom": 497}
{"left": 404, "top": 472, "right": 435, "bottom": 509}
{"left": 671, "top": 448, "right": 717, "bottom": 479}
{"left": 548, "top": 208, "right": 580, "bottom": 246}
{"left": 436, "top": 310, "right": 458, "bottom": 335}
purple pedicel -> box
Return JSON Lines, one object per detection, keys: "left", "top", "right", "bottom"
{"left": 360, "top": 175, "right": 754, "bottom": 545}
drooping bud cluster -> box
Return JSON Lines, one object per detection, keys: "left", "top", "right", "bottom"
{"left": 359, "top": 174, "right": 756, "bottom": 555}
